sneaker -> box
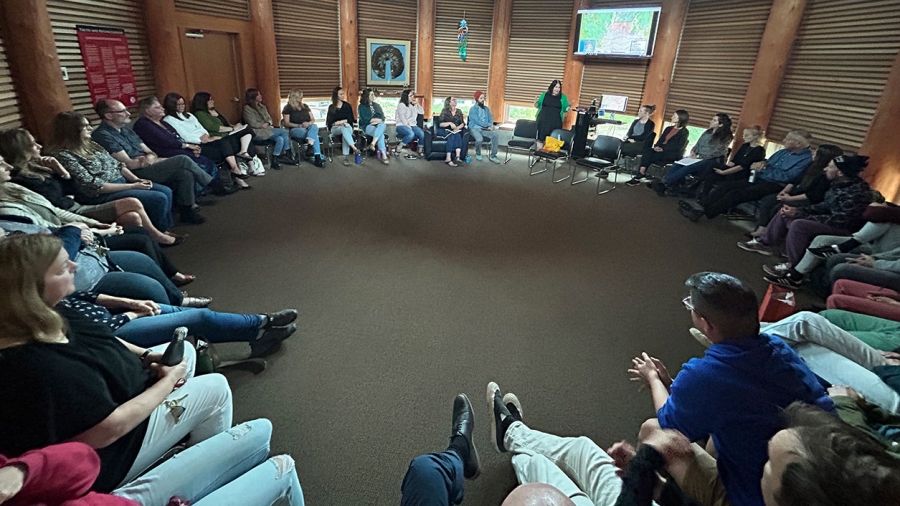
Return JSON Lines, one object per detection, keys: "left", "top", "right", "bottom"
{"left": 489, "top": 156, "right": 502, "bottom": 164}
{"left": 689, "top": 327, "right": 712, "bottom": 348}
{"left": 404, "top": 153, "right": 418, "bottom": 160}
{"left": 762, "top": 262, "right": 791, "bottom": 277}
{"left": 625, "top": 177, "right": 643, "bottom": 187}
{"left": 450, "top": 394, "right": 481, "bottom": 479}
{"left": 475, "top": 154, "right": 483, "bottom": 161}
{"left": 809, "top": 244, "right": 841, "bottom": 258}
{"left": 763, "top": 272, "right": 804, "bottom": 289}
{"left": 649, "top": 180, "right": 667, "bottom": 196}
{"left": 737, "top": 239, "right": 774, "bottom": 256}
{"left": 502, "top": 393, "right": 524, "bottom": 421}
{"left": 487, "top": 382, "right": 518, "bottom": 453}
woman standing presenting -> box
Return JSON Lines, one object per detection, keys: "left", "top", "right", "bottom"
{"left": 534, "top": 80, "right": 569, "bottom": 151}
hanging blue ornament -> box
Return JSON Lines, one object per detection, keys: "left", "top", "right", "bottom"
{"left": 457, "top": 17, "right": 469, "bottom": 62}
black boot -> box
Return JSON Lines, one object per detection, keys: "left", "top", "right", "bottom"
{"left": 313, "top": 155, "right": 324, "bottom": 168}
{"left": 179, "top": 206, "right": 206, "bottom": 225}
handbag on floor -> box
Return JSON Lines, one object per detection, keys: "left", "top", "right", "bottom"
{"left": 247, "top": 155, "right": 266, "bottom": 176}
{"left": 759, "top": 284, "right": 796, "bottom": 322}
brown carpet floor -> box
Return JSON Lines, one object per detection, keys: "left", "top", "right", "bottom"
{"left": 165, "top": 155, "right": 777, "bottom": 505}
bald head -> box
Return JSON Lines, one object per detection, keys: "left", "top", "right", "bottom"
{"left": 95, "top": 99, "right": 130, "bottom": 127}
{"left": 502, "top": 484, "right": 577, "bottom": 506}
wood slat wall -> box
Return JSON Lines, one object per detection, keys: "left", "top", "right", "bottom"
{"left": 768, "top": 0, "right": 900, "bottom": 150}
{"left": 47, "top": 0, "right": 156, "bottom": 120}
{"left": 0, "top": 30, "right": 22, "bottom": 131}
{"left": 433, "top": 0, "right": 493, "bottom": 99}
{"left": 665, "top": 0, "right": 771, "bottom": 127}
{"left": 580, "top": 61, "right": 649, "bottom": 116}
{"left": 273, "top": 0, "right": 341, "bottom": 98}
{"left": 505, "top": 0, "right": 575, "bottom": 104}
{"left": 357, "top": 0, "right": 418, "bottom": 91}
{"left": 175, "top": 0, "right": 250, "bottom": 20}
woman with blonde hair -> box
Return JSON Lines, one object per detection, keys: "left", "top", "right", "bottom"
{"left": 282, "top": 89, "right": 323, "bottom": 168}
{"left": 0, "top": 127, "right": 178, "bottom": 245}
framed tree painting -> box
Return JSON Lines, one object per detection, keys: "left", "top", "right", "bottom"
{"left": 366, "top": 39, "right": 411, "bottom": 86}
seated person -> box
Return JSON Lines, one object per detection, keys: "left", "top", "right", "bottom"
{"left": 358, "top": 88, "right": 390, "bottom": 164}
{"left": 191, "top": 91, "right": 254, "bottom": 157}
{"left": 821, "top": 308, "right": 900, "bottom": 352}
{"left": 131, "top": 96, "right": 233, "bottom": 195}
{"left": 651, "top": 113, "right": 733, "bottom": 193}
{"left": 626, "top": 109, "right": 690, "bottom": 186}
{"left": 468, "top": 90, "right": 501, "bottom": 163}
{"left": 281, "top": 88, "right": 324, "bottom": 168}
{"left": 0, "top": 128, "right": 177, "bottom": 245}
{"left": 680, "top": 130, "right": 813, "bottom": 221}
{"left": 827, "top": 279, "right": 900, "bottom": 322}
{"left": 740, "top": 155, "right": 871, "bottom": 271}
{"left": 438, "top": 96, "right": 467, "bottom": 167}
{"left": 761, "top": 210, "right": 900, "bottom": 291}
{"left": 749, "top": 144, "right": 842, "bottom": 238}
{"left": 638, "top": 401, "right": 900, "bottom": 506}
{"left": 243, "top": 88, "right": 293, "bottom": 169}
{"left": 162, "top": 92, "right": 251, "bottom": 189}
{"left": 690, "top": 125, "right": 766, "bottom": 202}
{"left": 619, "top": 104, "right": 656, "bottom": 158}
{"left": 629, "top": 272, "right": 833, "bottom": 506}
{"left": 58, "top": 291, "right": 297, "bottom": 358}
{"left": 827, "top": 386, "right": 900, "bottom": 458}
{"left": 91, "top": 102, "right": 210, "bottom": 224}
{"left": 0, "top": 234, "right": 232, "bottom": 494}
{"left": 395, "top": 89, "right": 425, "bottom": 158}
{"left": 326, "top": 86, "right": 360, "bottom": 167}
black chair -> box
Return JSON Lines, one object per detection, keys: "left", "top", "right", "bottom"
{"left": 528, "top": 128, "right": 574, "bottom": 181}
{"left": 250, "top": 138, "right": 277, "bottom": 168}
{"left": 424, "top": 115, "right": 470, "bottom": 161}
{"left": 503, "top": 119, "right": 537, "bottom": 164}
{"left": 575, "top": 136, "right": 622, "bottom": 194}
{"left": 619, "top": 131, "right": 656, "bottom": 174}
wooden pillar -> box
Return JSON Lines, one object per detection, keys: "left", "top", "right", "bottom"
{"left": 561, "top": 0, "right": 586, "bottom": 129}
{"left": 416, "top": 0, "right": 435, "bottom": 117}
{"left": 640, "top": 0, "right": 689, "bottom": 134}
{"left": 735, "top": 0, "right": 807, "bottom": 142}
{"left": 0, "top": 0, "right": 72, "bottom": 142}
{"left": 487, "top": 0, "right": 512, "bottom": 121}
{"left": 861, "top": 49, "right": 900, "bottom": 203}
{"left": 144, "top": 0, "right": 186, "bottom": 97}
{"left": 249, "top": 0, "right": 281, "bottom": 124}
{"left": 338, "top": 0, "right": 360, "bottom": 107}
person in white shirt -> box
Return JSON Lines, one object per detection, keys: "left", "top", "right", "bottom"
{"left": 162, "top": 93, "right": 250, "bottom": 188}
{"left": 395, "top": 89, "right": 425, "bottom": 158}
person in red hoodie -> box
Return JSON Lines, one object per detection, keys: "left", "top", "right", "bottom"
{"left": 0, "top": 442, "right": 136, "bottom": 506}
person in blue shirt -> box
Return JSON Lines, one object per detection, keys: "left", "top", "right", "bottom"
{"left": 629, "top": 272, "right": 833, "bottom": 506}
{"left": 680, "top": 130, "right": 813, "bottom": 221}
{"left": 467, "top": 91, "right": 501, "bottom": 163}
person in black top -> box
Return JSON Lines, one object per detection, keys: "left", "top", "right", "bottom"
{"left": 747, "top": 143, "right": 842, "bottom": 238}
{"left": 688, "top": 125, "right": 767, "bottom": 203}
{"left": 534, "top": 80, "right": 570, "bottom": 151}
{"left": 0, "top": 233, "right": 232, "bottom": 493}
{"left": 627, "top": 110, "right": 690, "bottom": 186}
{"left": 621, "top": 104, "right": 657, "bottom": 157}
{"left": 437, "top": 96, "right": 467, "bottom": 166}
{"left": 282, "top": 88, "right": 324, "bottom": 168}
{"left": 326, "top": 86, "right": 360, "bottom": 166}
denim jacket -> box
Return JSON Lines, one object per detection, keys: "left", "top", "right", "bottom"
{"left": 467, "top": 104, "right": 493, "bottom": 129}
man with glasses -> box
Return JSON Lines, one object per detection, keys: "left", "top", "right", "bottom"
{"left": 628, "top": 272, "right": 833, "bottom": 506}
{"left": 92, "top": 99, "right": 211, "bottom": 224}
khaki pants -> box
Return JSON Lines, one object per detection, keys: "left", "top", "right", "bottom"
{"left": 679, "top": 444, "right": 731, "bottom": 506}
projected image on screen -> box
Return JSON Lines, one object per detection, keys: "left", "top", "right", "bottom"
{"left": 576, "top": 7, "right": 660, "bottom": 58}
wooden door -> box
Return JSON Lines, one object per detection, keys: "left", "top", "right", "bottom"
{"left": 181, "top": 30, "right": 243, "bottom": 122}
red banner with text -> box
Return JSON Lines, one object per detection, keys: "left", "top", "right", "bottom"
{"left": 76, "top": 25, "right": 138, "bottom": 107}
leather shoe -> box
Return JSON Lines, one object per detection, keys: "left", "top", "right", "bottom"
{"left": 452, "top": 393, "right": 481, "bottom": 479}
{"left": 264, "top": 309, "right": 298, "bottom": 329}
{"left": 250, "top": 323, "right": 297, "bottom": 357}
{"left": 181, "top": 294, "right": 212, "bottom": 308}
{"left": 179, "top": 208, "right": 206, "bottom": 225}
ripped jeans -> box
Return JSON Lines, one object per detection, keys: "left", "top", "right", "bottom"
{"left": 115, "top": 418, "right": 304, "bottom": 505}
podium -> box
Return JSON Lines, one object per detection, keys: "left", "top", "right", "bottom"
{"left": 571, "top": 108, "right": 596, "bottom": 158}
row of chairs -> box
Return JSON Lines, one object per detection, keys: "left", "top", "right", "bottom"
{"left": 504, "top": 119, "right": 630, "bottom": 196}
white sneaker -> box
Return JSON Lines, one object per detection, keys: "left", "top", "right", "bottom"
{"left": 762, "top": 262, "right": 791, "bottom": 276}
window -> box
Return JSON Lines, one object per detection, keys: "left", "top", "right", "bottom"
{"left": 431, "top": 98, "right": 476, "bottom": 117}
{"left": 593, "top": 113, "right": 636, "bottom": 140}
{"left": 378, "top": 97, "right": 400, "bottom": 123}
{"left": 506, "top": 104, "right": 537, "bottom": 123}
{"left": 279, "top": 98, "right": 332, "bottom": 126}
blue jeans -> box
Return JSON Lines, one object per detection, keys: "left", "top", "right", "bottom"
{"left": 114, "top": 419, "right": 304, "bottom": 506}
{"left": 662, "top": 157, "right": 720, "bottom": 187}
{"left": 400, "top": 450, "right": 464, "bottom": 506}
{"left": 289, "top": 125, "right": 321, "bottom": 156}
{"left": 396, "top": 125, "right": 425, "bottom": 146}
{"left": 331, "top": 125, "right": 355, "bottom": 155}
{"left": 99, "top": 251, "right": 183, "bottom": 305}
{"left": 268, "top": 128, "right": 291, "bottom": 156}
{"left": 85, "top": 184, "right": 174, "bottom": 231}
{"left": 365, "top": 123, "right": 387, "bottom": 153}
{"left": 470, "top": 128, "right": 499, "bottom": 157}
{"left": 116, "top": 304, "right": 263, "bottom": 347}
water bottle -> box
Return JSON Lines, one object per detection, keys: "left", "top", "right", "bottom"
{"left": 465, "top": 154, "right": 473, "bottom": 164}
{"left": 355, "top": 152, "right": 362, "bottom": 165}
{"left": 748, "top": 169, "right": 756, "bottom": 183}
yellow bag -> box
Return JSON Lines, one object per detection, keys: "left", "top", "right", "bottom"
{"left": 543, "top": 135, "right": 564, "bottom": 153}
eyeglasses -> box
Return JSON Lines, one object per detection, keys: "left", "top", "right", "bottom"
{"left": 682, "top": 296, "right": 695, "bottom": 312}
{"left": 108, "top": 109, "right": 129, "bottom": 114}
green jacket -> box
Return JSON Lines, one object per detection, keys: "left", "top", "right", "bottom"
{"left": 195, "top": 110, "right": 228, "bottom": 138}
{"left": 535, "top": 92, "right": 569, "bottom": 120}
{"left": 833, "top": 396, "right": 900, "bottom": 458}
